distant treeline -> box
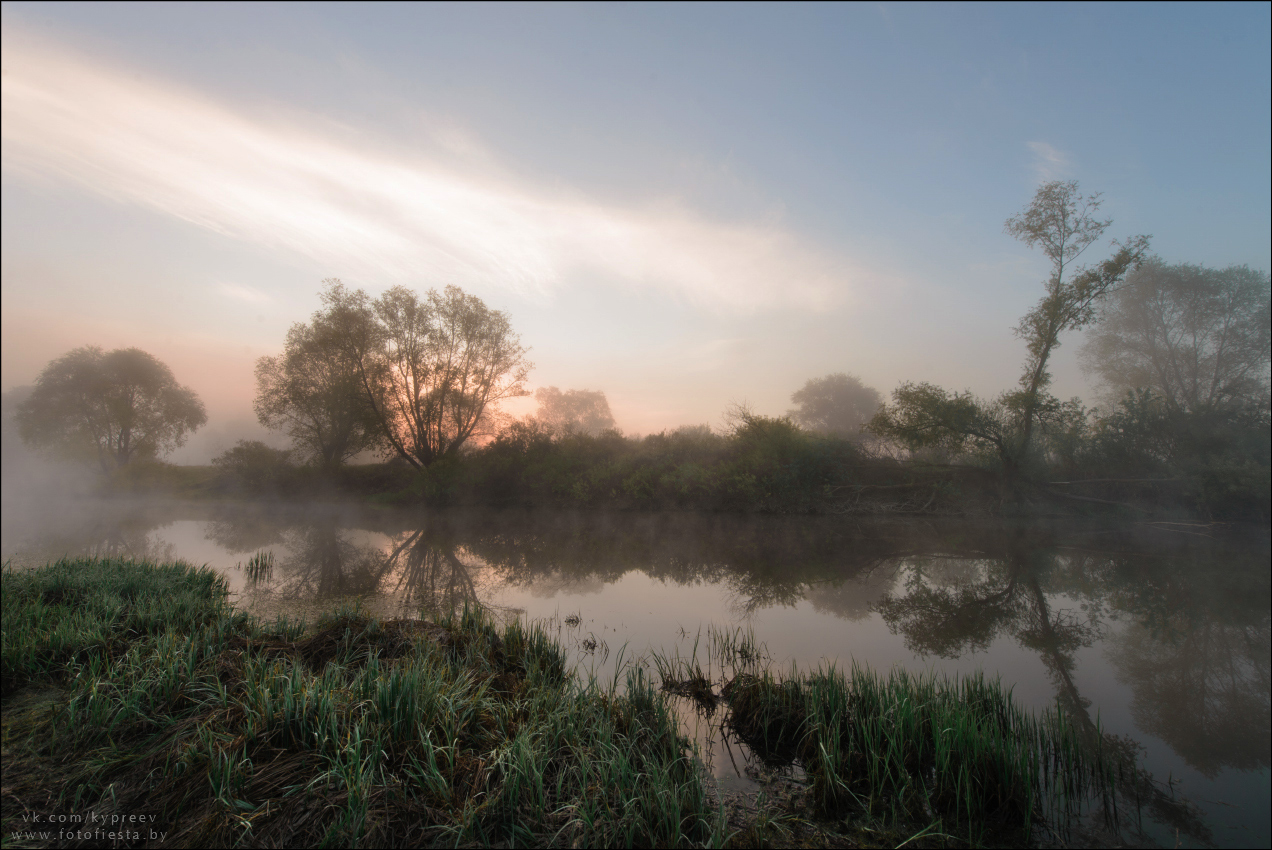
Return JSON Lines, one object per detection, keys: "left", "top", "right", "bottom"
{"left": 195, "top": 396, "right": 1267, "bottom": 521}
{"left": 11, "top": 181, "right": 1269, "bottom": 522}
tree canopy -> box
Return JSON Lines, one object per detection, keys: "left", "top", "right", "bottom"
{"left": 304, "top": 280, "right": 531, "bottom": 469}
{"left": 1002, "top": 180, "right": 1150, "bottom": 462}
{"left": 788, "top": 373, "right": 882, "bottom": 437}
{"left": 255, "top": 285, "right": 381, "bottom": 470}
{"left": 1080, "top": 258, "right": 1270, "bottom": 415}
{"left": 532, "top": 387, "right": 617, "bottom": 436}
{"left": 17, "top": 346, "right": 206, "bottom": 471}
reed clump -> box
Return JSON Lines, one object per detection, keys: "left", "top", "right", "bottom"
{"left": 657, "top": 625, "right": 1117, "bottom": 844}
{"left": 724, "top": 665, "right": 1104, "bottom": 836}
{"left": 2, "top": 558, "right": 724, "bottom": 848}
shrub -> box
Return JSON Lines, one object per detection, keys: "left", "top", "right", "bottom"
{"left": 212, "top": 440, "right": 296, "bottom": 494}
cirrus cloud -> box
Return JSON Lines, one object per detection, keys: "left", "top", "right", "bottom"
{"left": 2, "top": 35, "right": 874, "bottom": 313}
{"left": 1025, "top": 140, "right": 1071, "bottom": 183}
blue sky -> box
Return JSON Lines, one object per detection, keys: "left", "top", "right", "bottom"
{"left": 3, "top": 2, "right": 1268, "bottom": 459}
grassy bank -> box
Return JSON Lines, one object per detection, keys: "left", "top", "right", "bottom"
{"left": 4, "top": 559, "right": 1123, "bottom": 848}
{"left": 3, "top": 557, "right": 721, "bottom": 848}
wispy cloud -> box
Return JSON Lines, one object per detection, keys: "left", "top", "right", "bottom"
{"left": 1025, "top": 141, "right": 1071, "bottom": 183}
{"left": 2, "top": 36, "right": 870, "bottom": 312}
{"left": 217, "top": 282, "right": 271, "bottom": 304}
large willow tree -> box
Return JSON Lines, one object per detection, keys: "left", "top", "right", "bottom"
{"left": 255, "top": 284, "right": 381, "bottom": 470}
{"left": 291, "top": 280, "right": 531, "bottom": 470}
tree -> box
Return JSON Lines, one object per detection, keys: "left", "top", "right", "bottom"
{"left": 868, "top": 382, "right": 1012, "bottom": 461}
{"left": 372, "top": 285, "right": 531, "bottom": 468}
{"left": 532, "top": 387, "right": 616, "bottom": 436}
{"left": 16, "top": 346, "right": 206, "bottom": 471}
{"left": 255, "top": 287, "right": 382, "bottom": 470}
{"left": 788, "top": 373, "right": 882, "bottom": 437}
{"left": 313, "top": 281, "right": 531, "bottom": 469}
{"left": 1003, "top": 180, "right": 1150, "bottom": 463}
{"left": 871, "top": 181, "right": 1149, "bottom": 476}
{"left": 1079, "top": 259, "right": 1270, "bottom": 415}
{"left": 212, "top": 440, "right": 294, "bottom": 492}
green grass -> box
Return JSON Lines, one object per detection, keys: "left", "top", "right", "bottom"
{"left": 4, "top": 558, "right": 1126, "bottom": 848}
{"left": 1, "top": 556, "right": 241, "bottom": 694}
{"left": 723, "top": 665, "right": 1106, "bottom": 839}
{"left": 653, "top": 625, "right": 1120, "bottom": 846}
{"left": 2, "top": 558, "right": 725, "bottom": 848}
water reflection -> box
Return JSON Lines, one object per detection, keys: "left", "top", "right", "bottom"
{"left": 871, "top": 535, "right": 1265, "bottom": 844}
{"left": 381, "top": 530, "right": 483, "bottom": 616}
{"left": 219, "top": 517, "right": 489, "bottom": 619}
{"left": 3, "top": 501, "right": 1267, "bottom": 846}
{"left": 1113, "top": 619, "right": 1270, "bottom": 778}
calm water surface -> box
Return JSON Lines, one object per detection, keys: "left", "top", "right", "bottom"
{"left": 3, "top": 497, "right": 1268, "bottom": 848}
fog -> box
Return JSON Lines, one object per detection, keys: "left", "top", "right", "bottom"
{"left": 2, "top": 12, "right": 1268, "bottom": 844}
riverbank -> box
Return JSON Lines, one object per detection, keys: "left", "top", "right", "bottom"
{"left": 108, "top": 447, "right": 1263, "bottom": 524}
{"left": 2, "top": 556, "right": 1131, "bottom": 848}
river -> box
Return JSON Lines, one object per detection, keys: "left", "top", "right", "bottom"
{"left": 3, "top": 497, "right": 1268, "bottom": 848}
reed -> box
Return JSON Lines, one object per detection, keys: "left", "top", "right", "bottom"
{"left": 719, "top": 658, "right": 1114, "bottom": 842}
{"left": 648, "top": 624, "right": 1119, "bottom": 844}
{"left": 2, "top": 558, "right": 722, "bottom": 848}
{"left": 4, "top": 558, "right": 1121, "bottom": 847}
{"left": 238, "top": 549, "right": 275, "bottom": 584}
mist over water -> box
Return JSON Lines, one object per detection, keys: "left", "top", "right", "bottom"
{"left": 2, "top": 8, "right": 1268, "bottom": 847}
{"left": 4, "top": 496, "right": 1267, "bottom": 847}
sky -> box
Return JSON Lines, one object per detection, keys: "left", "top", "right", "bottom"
{"left": 2, "top": 2, "right": 1269, "bottom": 462}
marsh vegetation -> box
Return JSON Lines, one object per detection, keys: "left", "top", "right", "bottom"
{"left": 3, "top": 556, "right": 1162, "bottom": 848}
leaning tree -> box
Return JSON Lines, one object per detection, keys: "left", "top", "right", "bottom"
{"left": 871, "top": 181, "right": 1149, "bottom": 476}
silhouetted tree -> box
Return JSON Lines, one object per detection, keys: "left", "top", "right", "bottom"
{"left": 869, "top": 382, "right": 1013, "bottom": 464}
{"left": 1080, "top": 258, "right": 1270, "bottom": 414}
{"left": 255, "top": 282, "right": 382, "bottom": 470}
{"left": 371, "top": 285, "right": 531, "bottom": 468}
{"left": 313, "top": 280, "right": 532, "bottom": 469}
{"left": 1003, "top": 181, "right": 1149, "bottom": 461}
{"left": 532, "top": 386, "right": 616, "bottom": 436}
{"left": 788, "top": 373, "right": 881, "bottom": 437}
{"left": 871, "top": 182, "right": 1148, "bottom": 476}
{"left": 17, "top": 346, "right": 206, "bottom": 471}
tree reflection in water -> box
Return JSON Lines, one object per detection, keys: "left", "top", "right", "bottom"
{"left": 6, "top": 510, "right": 177, "bottom": 567}
{"left": 1113, "top": 619, "right": 1270, "bottom": 778}
{"left": 378, "top": 529, "right": 482, "bottom": 618}
{"left": 206, "top": 513, "right": 288, "bottom": 556}
{"left": 873, "top": 530, "right": 1270, "bottom": 844}
{"left": 84, "top": 519, "right": 177, "bottom": 564}
{"left": 217, "top": 517, "right": 487, "bottom": 619}
{"left": 276, "top": 524, "right": 385, "bottom": 600}
{"left": 1103, "top": 546, "right": 1271, "bottom": 781}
